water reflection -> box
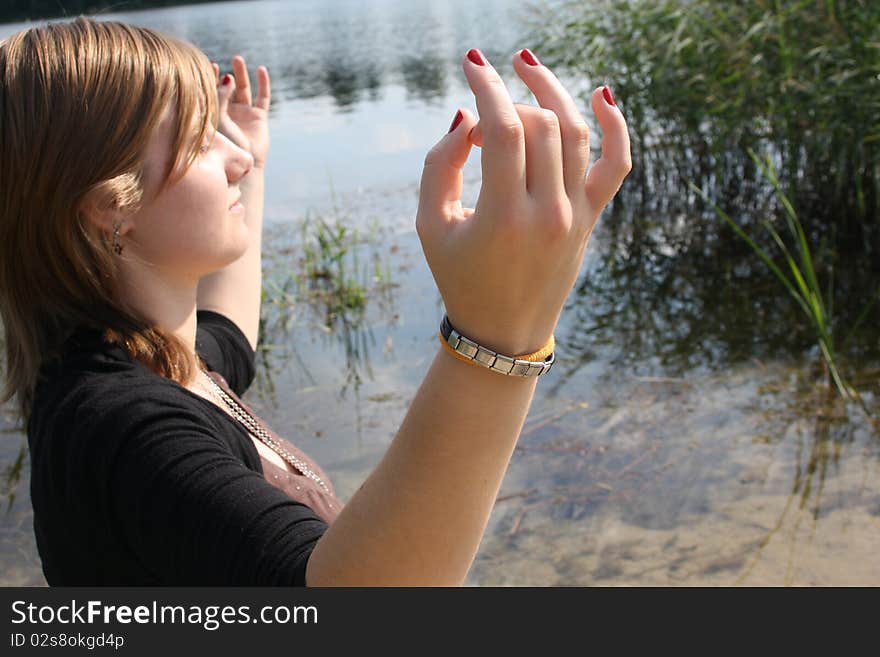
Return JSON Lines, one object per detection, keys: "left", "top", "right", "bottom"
{"left": 400, "top": 54, "right": 448, "bottom": 105}
{"left": 732, "top": 367, "right": 879, "bottom": 584}
{"left": 66, "top": 0, "right": 527, "bottom": 113}
{"left": 549, "top": 181, "right": 880, "bottom": 399}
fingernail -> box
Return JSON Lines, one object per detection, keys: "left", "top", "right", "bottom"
{"left": 222, "top": 74, "right": 232, "bottom": 86}
{"left": 448, "top": 109, "right": 463, "bottom": 134}
{"left": 467, "top": 48, "right": 486, "bottom": 66}
{"left": 602, "top": 85, "right": 616, "bottom": 106}
{"left": 520, "top": 48, "right": 540, "bottom": 66}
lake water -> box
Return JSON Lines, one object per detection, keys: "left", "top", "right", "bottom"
{"left": 2, "top": 0, "right": 878, "bottom": 586}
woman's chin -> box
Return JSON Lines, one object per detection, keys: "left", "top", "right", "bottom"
{"left": 228, "top": 237, "right": 251, "bottom": 265}
{"left": 234, "top": 219, "right": 252, "bottom": 251}
{"left": 207, "top": 232, "right": 251, "bottom": 272}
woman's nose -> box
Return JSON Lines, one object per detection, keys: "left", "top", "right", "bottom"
{"left": 223, "top": 136, "right": 254, "bottom": 182}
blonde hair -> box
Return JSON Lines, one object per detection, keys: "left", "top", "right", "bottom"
{"left": 0, "top": 17, "right": 219, "bottom": 424}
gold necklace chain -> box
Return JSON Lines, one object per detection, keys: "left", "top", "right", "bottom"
{"left": 198, "top": 370, "right": 331, "bottom": 494}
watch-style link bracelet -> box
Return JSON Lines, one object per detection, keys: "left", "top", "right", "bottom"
{"left": 438, "top": 314, "right": 555, "bottom": 377}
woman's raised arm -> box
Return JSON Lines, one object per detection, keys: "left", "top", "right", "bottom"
{"left": 305, "top": 48, "right": 631, "bottom": 585}
{"left": 197, "top": 56, "right": 271, "bottom": 351}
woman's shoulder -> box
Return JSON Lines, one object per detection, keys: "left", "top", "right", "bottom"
{"left": 30, "top": 328, "right": 217, "bottom": 444}
{"left": 33, "top": 327, "right": 179, "bottom": 414}
{"left": 27, "top": 344, "right": 262, "bottom": 492}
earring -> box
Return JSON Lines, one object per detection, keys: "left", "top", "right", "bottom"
{"left": 112, "top": 222, "right": 124, "bottom": 255}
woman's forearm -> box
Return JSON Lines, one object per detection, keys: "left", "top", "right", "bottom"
{"left": 305, "top": 344, "right": 539, "bottom": 586}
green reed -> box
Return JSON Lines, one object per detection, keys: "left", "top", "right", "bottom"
{"left": 255, "top": 207, "right": 397, "bottom": 393}
{"left": 257, "top": 209, "right": 370, "bottom": 352}
{"left": 298, "top": 211, "right": 369, "bottom": 323}
{"left": 691, "top": 149, "right": 879, "bottom": 402}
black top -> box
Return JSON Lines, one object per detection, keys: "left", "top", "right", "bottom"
{"left": 27, "top": 310, "right": 328, "bottom": 585}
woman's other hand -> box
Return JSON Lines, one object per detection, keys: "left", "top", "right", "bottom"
{"left": 416, "top": 48, "right": 631, "bottom": 357}
{"left": 211, "top": 56, "right": 271, "bottom": 168}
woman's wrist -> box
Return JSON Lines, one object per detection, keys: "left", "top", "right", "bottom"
{"left": 443, "top": 315, "right": 555, "bottom": 358}
{"left": 438, "top": 314, "right": 555, "bottom": 379}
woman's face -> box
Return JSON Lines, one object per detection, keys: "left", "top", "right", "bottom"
{"left": 125, "top": 103, "right": 254, "bottom": 281}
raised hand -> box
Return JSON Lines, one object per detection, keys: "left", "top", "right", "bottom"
{"left": 416, "top": 48, "right": 631, "bottom": 357}
{"left": 211, "top": 55, "right": 271, "bottom": 168}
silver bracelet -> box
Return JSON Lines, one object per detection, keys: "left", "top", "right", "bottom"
{"left": 440, "top": 314, "right": 555, "bottom": 377}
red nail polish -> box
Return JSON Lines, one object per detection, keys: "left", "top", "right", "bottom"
{"left": 602, "top": 85, "right": 616, "bottom": 106}
{"left": 448, "top": 109, "right": 463, "bottom": 134}
{"left": 467, "top": 48, "right": 486, "bottom": 66}
{"left": 222, "top": 74, "right": 232, "bottom": 86}
{"left": 520, "top": 48, "right": 540, "bottom": 66}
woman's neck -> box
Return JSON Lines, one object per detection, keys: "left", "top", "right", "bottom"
{"left": 113, "top": 259, "right": 201, "bottom": 376}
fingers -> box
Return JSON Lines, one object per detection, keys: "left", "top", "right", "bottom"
{"left": 511, "top": 49, "right": 591, "bottom": 197}
{"left": 231, "top": 55, "right": 252, "bottom": 105}
{"left": 470, "top": 74, "right": 631, "bottom": 211}
{"left": 461, "top": 49, "right": 526, "bottom": 200}
{"left": 429, "top": 49, "right": 630, "bottom": 238}
{"left": 462, "top": 48, "right": 595, "bottom": 204}
{"left": 217, "top": 71, "right": 233, "bottom": 116}
{"left": 254, "top": 65, "right": 271, "bottom": 111}
{"left": 585, "top": 86, "right": 632, "bottom": 209}
{"left": 213, "top": 57, "right": 271, "bottom": 111}
{"left": 514, "top": 103, "right": 565, "bottom": 201}
{"left": 417, "top": 108, "right": 476, "bottom": 234}
{"left": 468, "top": 104, "right": 565, "bottom": 201}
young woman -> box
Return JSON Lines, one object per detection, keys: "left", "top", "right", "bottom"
{"left": 0, "top": 17, "right": 630, "bottom": 585}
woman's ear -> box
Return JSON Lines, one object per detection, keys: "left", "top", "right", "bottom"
{"left": 78, "top": 173, "right": 141, "bottom": 237}
{"left": 79, "top": 188, "right": 117, "bottom": 235}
